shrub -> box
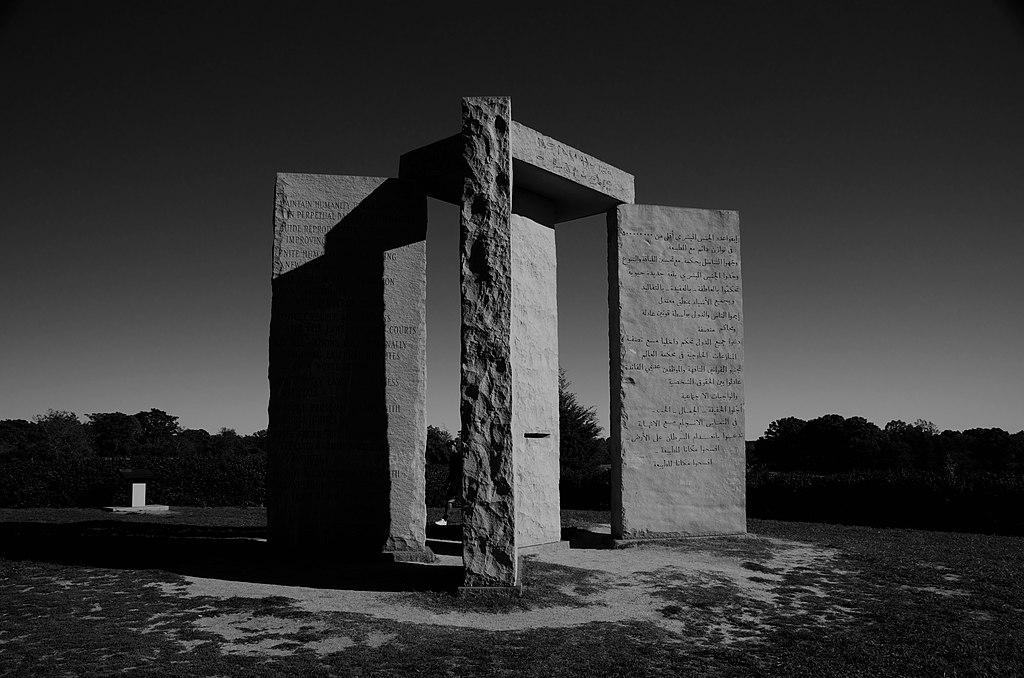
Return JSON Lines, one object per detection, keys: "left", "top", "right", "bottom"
{"left": 425, "top": 462, "right": 450, "bottom": 507}
{"left": 0, "top": 453, "right": 266, "bottom": 508}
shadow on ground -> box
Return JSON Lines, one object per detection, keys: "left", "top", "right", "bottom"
{"left": 0, "top": 518, "right": 463, "bottom": 593}
{"left": 561, "top": 526, "right": 614, "bottom": 549}
{"left": 0, "top": 509, "right": 615, "bottom": 592}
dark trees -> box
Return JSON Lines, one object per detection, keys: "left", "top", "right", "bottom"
{"left": 86, "top": 412, "right": 142, "bottom": 457}
{"left": 426, "top": 425, "right": 456, "bottom": 466}
{"left": 558, "top": 369, "right": 608, "bottom": 506}
{"left": 755, "top": 414, "right": 1023, "bottom": 476}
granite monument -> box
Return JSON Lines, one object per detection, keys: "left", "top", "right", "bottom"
{"left": 268, "top": 96, "right": 744, "bottom": 589}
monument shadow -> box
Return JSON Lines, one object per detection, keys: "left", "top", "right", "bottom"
{"left": 269, "top": 179, "right": 426, "bottom": 560}
{"left": 0, "top": 516, "right": 461, "bottom": 592}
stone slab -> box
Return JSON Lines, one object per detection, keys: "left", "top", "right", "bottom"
{"left": 130, "top": 482, "right": 146, "bottom": 507}
{"left": 399, "top": 108, "right": 634, "bottom": 223}
{"left": 388, "top": 548, "right": 437, "bottom": 564}
{"left": 511, "top": 121, "right": 634, "bottom": 222}
{"left": 103, "top": 505, "right": 169, "bottom": 513}
{"left": 609, "top": 205, "right": 746, "bottom": 538}
{"left": 459, "top": 96, "right": 518, "bottom": 587}
{"left": 510, "top": 211, "right": 561, "bottom": 549}
{"left": 611, "top": 533, "right": 756, "bottom": 548}
{"left": 269, "top": 173, "right": 428, "bottom": 556}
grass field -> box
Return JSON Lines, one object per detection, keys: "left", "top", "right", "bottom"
{"left": 1, "top": 508, "right": 1021, "bottom": 677}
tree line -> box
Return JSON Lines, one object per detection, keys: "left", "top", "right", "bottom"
{"left": 4, "top": 406, "right": 1020, "bottom": 480}
{"left": 0, "top": 408, "right": 266, "bottom": 460}
{"left": 749, "top": 415, "right": 1024, "bottom": 476}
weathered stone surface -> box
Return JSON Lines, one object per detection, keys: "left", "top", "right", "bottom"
{"left": 399, "top": 119, "right": 634, "bottom": 223}
{"left": 511, "top": 210, "right": 561, "bottom": 548}
{"left": 460, "top": 96, "right": 518, "bottom": 586}
{"left": 511, "top": 121, "right": 634, "bottom": 222}
{"left": 609, "top": 205, "right": 746, "bottom": 538}
{"left": 269, "top": 174, "right": 429, "bottom": 559}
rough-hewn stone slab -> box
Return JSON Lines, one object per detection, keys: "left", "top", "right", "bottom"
{"left": 270, "top": 174, "right": 429, "bottom": 559}
{"left": 511, "top": 121, "right": 634, "bottom": 222}
{"left": 609, "top": 205, "right": 746, "bottom": 538}
{"left": 511, "top": 211, "right": 561, "bottom": 548}
{"left": 460, "top": 96, "right": 518, "bottom": 587}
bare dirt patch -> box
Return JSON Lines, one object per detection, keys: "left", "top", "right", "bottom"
{"left": 148, "top": 530, "right": 857, "bottom": 653}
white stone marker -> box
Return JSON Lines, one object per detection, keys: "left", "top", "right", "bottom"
{"left": 104, "top": 469, "right": 168, "bottom": 513}
{"left": 131, "top": 482, "right": 146, "bottom": 508}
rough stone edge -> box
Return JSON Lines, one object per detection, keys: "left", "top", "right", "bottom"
{"left": 612, "top": 532, "right": 755, "bottom": 549}
{"left": 383, "top": 195, "right": 429, "bottom": 556}
{"left": 511, "top": 121, "right": 634, "bottom": 204}
{"left": 607, "top": 206, "right": 625, "bottom": 539}
{"left": 460, "top": 96, "right": 517, "bottom": 588}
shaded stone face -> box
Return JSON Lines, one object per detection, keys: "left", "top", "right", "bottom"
{"left": 269, "top": 174, "right": 428, "bottom": 558}
{"left": 609, "top": 205, "right": 746, "bottom": 538}
{"left": 510, "top": 211, "right": 560, "bottom": 550}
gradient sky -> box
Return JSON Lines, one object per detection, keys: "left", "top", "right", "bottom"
{"left": 1, "top": 1, "right": 1021, "bottom": 439}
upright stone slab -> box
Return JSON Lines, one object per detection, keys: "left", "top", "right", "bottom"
{"left": 459, "top": 96, "right": 518, "bottom": 587}
{"left": 609, "top": 205, "right": 746, "bottom": 538}
{"left": 511, "top": 202, "right": 561, "bottom": 551}
{"left": 269, "top": 174, "right": 430, "bottom": 560}
{"left": 399, "top": 96, "right": 635, "bottom": 586}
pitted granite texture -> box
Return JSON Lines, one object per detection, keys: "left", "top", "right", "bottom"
{"left": 459, "top": 96, "right": 518, "bottom": 586}
{"left": 609, "top": 205, "right": 746, "bottom": 539}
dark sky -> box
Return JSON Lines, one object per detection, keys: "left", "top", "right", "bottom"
{"left": 1, "top": 1, "right": 1021, "bottom": 438}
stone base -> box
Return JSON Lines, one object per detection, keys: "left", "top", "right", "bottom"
{"left": 386, "top": 548, "right": 436, "bottom": 564}
{"left": 517, "top": 540, "right": 570, "bottom": 556}
{"left": 612, "top": 531, "right": 751, "bottom": 548}
{"left": 458, "top": 584, "right": 524, "bottom": 598}
{"left": 102, "top": 505, "right": 170, "bottom": 513}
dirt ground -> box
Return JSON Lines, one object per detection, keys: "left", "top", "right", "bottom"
{"left": 145, "top": 524, "right": 863, "bottom": 656}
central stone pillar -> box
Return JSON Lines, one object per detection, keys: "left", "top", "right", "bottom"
{"left": 459, "top": 96, "right": 518, "bottom": 587}
{"left": 399, "top": 96, "right": 633, "bottom": 588}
